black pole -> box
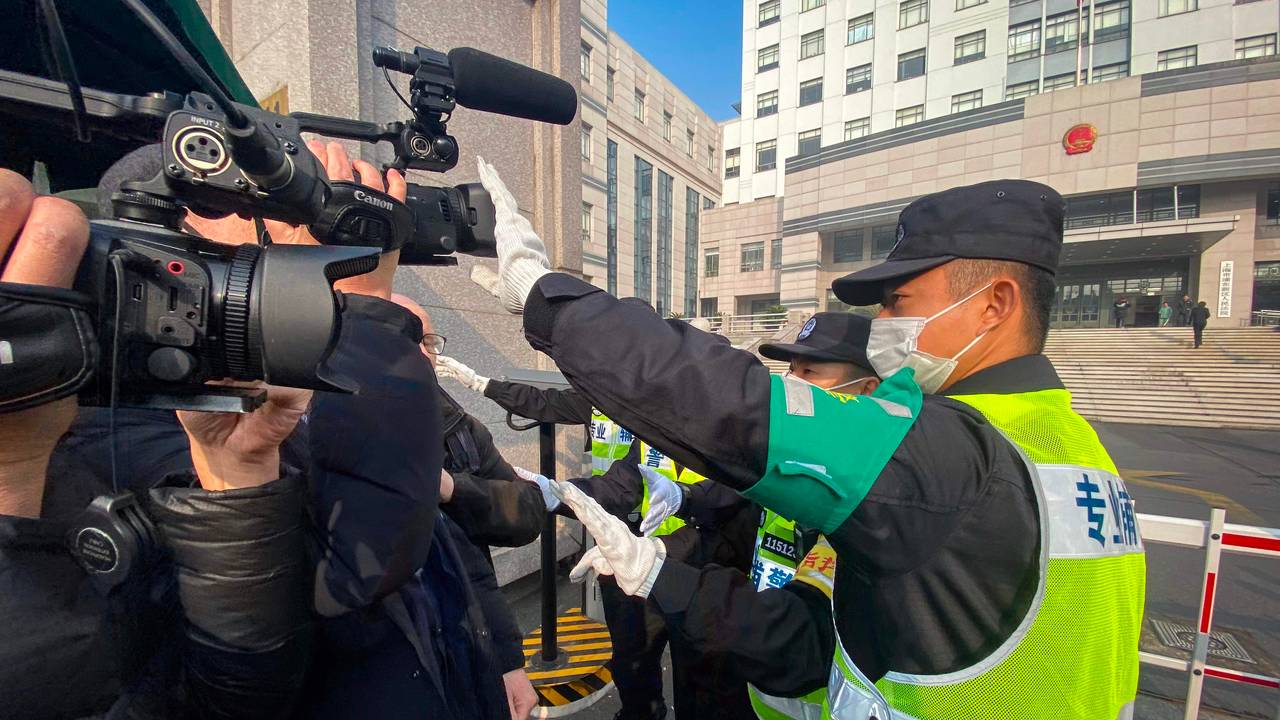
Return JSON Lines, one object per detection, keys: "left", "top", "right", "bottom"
{"left": 539, "top": 421, "right": 558, "bottom": 662}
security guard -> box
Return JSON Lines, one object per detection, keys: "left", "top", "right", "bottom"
{"left": 476, "top": 159, "right": 1146, "bottom": 720}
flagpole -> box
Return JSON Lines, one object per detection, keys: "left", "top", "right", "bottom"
{"left": 1076, "top": 0, "right": 1084, "bottom": 87}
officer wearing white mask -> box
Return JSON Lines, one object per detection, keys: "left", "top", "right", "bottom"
{"left": 474, "top": 163, "right": 1145, "bottom": 720}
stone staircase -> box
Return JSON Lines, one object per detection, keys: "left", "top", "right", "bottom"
{"left": 1044, "top": 327, "right": 1280, "bottom": 429}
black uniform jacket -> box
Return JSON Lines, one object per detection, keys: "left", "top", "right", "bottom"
{"left": 522, "top": 273, "right": 1043, "bottom": 695}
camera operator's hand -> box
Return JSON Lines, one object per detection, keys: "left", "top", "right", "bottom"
{"left": 177, "top": 384, "right": 311, "bottom": 491}
{"left": 475, "top": 158, "right": 550, "bottom": 314}
{"left": 436, "top": 355, "right": 490, "bottom": 393}
{"left": 0, "top": 169, "right": 89, "bottom": 518}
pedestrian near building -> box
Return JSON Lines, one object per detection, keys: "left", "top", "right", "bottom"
{"left": 1191, "top": 300, "right": 1211, "bottom": 348}
{"left": 477, "top": 160, "right": 1146, "bottom": 720}
{"left": 1179, "top": 294, "right": 1194, "bottom": 327}
{"left": 1113, "top": 296, "right": 1130, "bottom": 328}
{"left": 1159, "top": 302, "right": 1172, "bottom": 327}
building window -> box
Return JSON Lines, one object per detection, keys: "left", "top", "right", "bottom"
{"left": 686, "top": 129, "right": 695, "bottom": 156}
{"left": 634, "top": 90, "right": 646, "bottom": 122}
{"left": 844, "top": 117, "right": 871, "bottom": 140}
{"left": 704, "top": 197, "right": 715, "bottom": 210}
{"left": 607, "top": 140, "right": 618, "bottom": 294}
{"left": 662, "top": 112, "right": 672, "bottom": 141}
{"left": 848, "top": 14, "right": 874, "bottom": 44}
{"left": 633, "top": 157, "right": 653, "bottom": 301}
{"left": 1268, "top": 188, "right": 1280, "bottom": 223}
{"left": 606, "top": 67, "right": 615, "bottom": 101}
{"left": 1157, "top": 46, "right": 1197, "bottom": 71}
{"left": 798, "top": 128, "right": 822, "bottom": 157}
{"left": 954, "top": 30, "right": 986, "bottom": 64}
{"left": 956, "top": 0, "right": 986, "bottom": 9}
{"left": 707, "top": 145, "right": 716, "bottom": 173}
{"left": 951, "top": 89, "right": 982, "bottom": 113}
{"left": 1008, "top": 21, "right": 1041, "bottom": 62}
{"left": 799, "top": 78, "right": 823, "bottom": 106}
{"left": 801, "top": 30, "right": 825, "bottom": 59}
{"left": 758, "top": 43, "right": 780, "bottom": 72}
{"left": 1091, "top": 62, "right": 1128, "bottom": 83}
{"left": 844, "top": 65, "right": 872, "bottom": 94}
{"left": 581, "top": 202, "right": 592, "bottom": 244}
{"left": 1177, "top": 185, "right": 1200, "bottom": 219}
{"left": 871, "top": 225, "right": 897, "bottom": 259}
{"left": 771, "top": 238, "right": 783, "bottom": 269}
{"left": 1064, "top": 190, "right": 1132, "bottom": 228}
{"left": 758, "top": 0, "right": 781, "bottom": 26}
{"left": 833, "top": 228, "right": 863, "bottom": 262}
{"left": 1092, "top": 0, "right": 1130, "bottom": 43}
{"left": 1135, "top": 187, "right": 1176, "bottom": 223}
{"left": 656, "top": 171, "right": 673, "bottom": 317}
{"left": 1006, "top": 80, "right": 1039, "bottom": 100}
{"left": 580, "top": 43, "right": 592, "bottom": 80}
{"left": 740, "top": 242, "right": 765, "bottom": 272}
{"left": 801, "top": 0, "right": 825, "bottom": 12}
{"left": 700, "top": 297, "right": 718, "bottom": 317}
{"left": 1236, "top": 34, "right": 1278, "bottom": 59}
{"left": 581, "top": 124, "right": 592, "bottom": 161}
{"left": 895, "top": 105, "right": 924, "bottom": 127}
{"left": 756, "top": 90, "right": 778, "bottom": 117}
{"left": 704, "top": 248, "right": 719, "bottom": 278}
{"left": 1045, "top": 11, "right": 1085, "bottom": 55}
{"left": 1044, "top": 72, "right": 1078, "bottom": 91}
{"left": 685, "top": 188, "right": 701, "bottom": 317}
{"left": 899, "top": 0, "right": 928, "bottom": 29}
{"left": 1158, "top": 0, "right": 1196, "bottom": 16}
{"left": 725, "top": 148, "right": 741, "bottom": 178}
{"left": 897, "top": 49, "right": 926, "bottom": 81}
{"left": 756, "top": 139, "right": 777, "bottom": 171}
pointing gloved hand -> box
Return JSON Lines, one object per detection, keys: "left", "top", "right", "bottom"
{"left": 638, "top": 465, "right": 683, "bottom": 536}
{"left": 553, "top": 480, "right": 667, "bottom": 598}
{"left": 436, "top": 356, "right": 491, "bottom": 393}
{"left": 514, "top": 466, "right": 560, "bottom": 512}
{"left": 475, "top": 157, "right": 551, "bottom": 314}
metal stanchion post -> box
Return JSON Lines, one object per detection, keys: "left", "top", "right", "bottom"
{"left": 539, "top": 420, "right": 558, "bottom": 663}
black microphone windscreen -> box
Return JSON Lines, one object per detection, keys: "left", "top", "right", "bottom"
{"left": 96, "top": 144, "right": 164, "bottom": 218}
{"left": 448, "top": 48, "right": 578, "bottom": 126}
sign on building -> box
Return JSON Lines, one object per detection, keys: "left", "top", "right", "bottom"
{"left": 259, "top": 85, "right": 289, "bottom": 115}
{"left": 1217, "top": 261, "right": 1233, "bottom": 318}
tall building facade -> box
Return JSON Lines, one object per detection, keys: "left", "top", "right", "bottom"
{"left": 579, "top": 3, "right": 722, "bottom": 316}
{"left": 706, "top": 0, "right": 1280, "bottom": 328}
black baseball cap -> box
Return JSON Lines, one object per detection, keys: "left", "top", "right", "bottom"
{"left": 832, "top": 180, "right": 1064, "bottom": 306}
{"left": 759, "top": 312, "right": 871, "bottom": 368}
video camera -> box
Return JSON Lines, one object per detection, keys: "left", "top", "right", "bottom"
{"left": 0, "top": 0, "right": 576, "bottom": 412}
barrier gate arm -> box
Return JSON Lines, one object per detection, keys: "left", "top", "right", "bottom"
{"left": 1135, "top": 511, "right": 1280, "bottom": 719}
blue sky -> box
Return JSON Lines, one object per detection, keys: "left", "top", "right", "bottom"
{"left": 607, "top": 2, "right": 743, "bottom": 122}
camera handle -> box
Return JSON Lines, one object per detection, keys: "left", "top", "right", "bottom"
{"left": 292, "top": 112, "right": 458, "bottom": 173}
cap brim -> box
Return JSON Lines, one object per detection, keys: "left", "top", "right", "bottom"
{"left": 831, "top": 255, "right": 955, "bottom": 306}
{"left": 759, "top": 342, "right": 858, "bottom": 364}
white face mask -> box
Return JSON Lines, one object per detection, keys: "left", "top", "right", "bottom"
{"left": 865, "top": 282, "right": 993, "bottom": 394}
{"left": 784, "top": 371, "right": 875, "bottom": 394}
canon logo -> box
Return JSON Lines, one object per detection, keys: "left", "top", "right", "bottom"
{"left": 354, "top": 189, "right": 394, "bottom": 211}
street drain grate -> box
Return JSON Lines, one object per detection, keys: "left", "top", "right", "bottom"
{"left": 1151, "top": 619, "right": 1255, "bottom": 664}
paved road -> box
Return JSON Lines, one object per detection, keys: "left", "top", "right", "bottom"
{"left": 508, "top": 422, "right": 1280, "bottom": 719}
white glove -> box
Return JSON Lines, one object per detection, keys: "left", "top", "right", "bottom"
{"left": 638, "top": 465, "right": 683, "bottom": 537}
{"left": 553, "top": 480, "right": 667, "bottom": 598}
{"left": 436, "top": 356, "right": 490, "bottom": 393}
{"left": 475, "top": 157, "right": 551, "bottom": 314}
{"left": 514, "top": 466, "right": 560, "bottom": 512}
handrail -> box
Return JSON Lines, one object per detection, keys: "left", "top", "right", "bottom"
{"left": 1137, "top": 510, "right": 1280, "bottom": 717}
{"left": 700, "top": 312, "right": 789, "bottom": 334}
{"left": 1251, "top": 310, "right": 1280, "bottom": 326}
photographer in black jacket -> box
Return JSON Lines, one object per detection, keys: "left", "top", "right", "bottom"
{"left": 0, "top": 168, "right": 313, "bottom": 719}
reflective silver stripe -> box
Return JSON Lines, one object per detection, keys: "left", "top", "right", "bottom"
{"left": 867, "top": 396, "right": 913, "bottom": 419}
{"left": 749, "top": 687, "right": 826, "bottom": 720}
{"left": 782, "top": 375, "right": 814, "bottom": 417}
{"left": 1036, "top": 464, "right": 1144, "bottom": 559}
{"left": 828, "top": 640, "right": 900, "bottom": 720}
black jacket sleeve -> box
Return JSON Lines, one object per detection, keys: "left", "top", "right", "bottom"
{"left": 448, "top": 525, "right": 526, "bottom": 674}
{"left": 679, "top": 478, "right": 751, "bottom": 530}
{"left": 648, "top": 560, "right": 834, "bottom": 697}
{"left": 483, "top": 379, "right": 595, "bottom": 425}
{"left": 308, "top": 294, "right": 443, "bottom": 616}
{"left": 557, "top": 440, "right": 644, "bottom": 521}
{"left": 445, "top": 414, "right": 546, "bottom": 547}
{"left": 149, "top": 470, "right": 313, "bottom": 720}
{"left": 523, "top": 274, "right": 770, "bottom": 491}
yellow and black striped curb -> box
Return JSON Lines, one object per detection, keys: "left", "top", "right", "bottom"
{"left": 525, "top": 608, "right": 613, "bottom": 710}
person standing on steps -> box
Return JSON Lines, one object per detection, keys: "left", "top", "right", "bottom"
{"left": 1159, "top": 301, "right": 1172, "bottom": 327}
{"left": 1191, "top": 300, "right": 1211, "bottom": 348}
{"left": 1113, "top": 295, "right": 1129, "bottom": 329}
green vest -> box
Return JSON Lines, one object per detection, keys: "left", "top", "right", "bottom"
{"left": 589, "top": 409, "right": 632, "bottom": 475}
{"left": 827, "top": 386, "right": 1146, "bottom": 720}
